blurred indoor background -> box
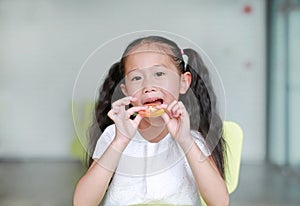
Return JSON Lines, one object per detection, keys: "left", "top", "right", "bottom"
{"left": 0, "top": 0, "right": 299, "bottom": 205}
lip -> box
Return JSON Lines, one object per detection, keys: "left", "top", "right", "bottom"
{"left": 142, "top": 97, "right": 164, "bottom": 105}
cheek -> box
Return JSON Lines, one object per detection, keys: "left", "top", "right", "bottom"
{"left": 124, "top": 82, "right": 142, "bottom": 101}
{"left": 162, "top": 78, "right": 181, "bottom": 98}
{"left": 131, "top": 92, "right": 143, "bottom": 106}
{"left": 164, "top": 71, "right": 181, "bottom": 96}
{"left": 125, "top": 82, "right": 141, "bottom": 96}
{"left": 123, "top": 77, "right": 137, "bottom": 95}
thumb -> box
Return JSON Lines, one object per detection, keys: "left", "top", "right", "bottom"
{"left": 160, "top": 112, "right": 171, "bottom": 125}
{"left": 132, "top": 114, "right": 144, "bottom": 127}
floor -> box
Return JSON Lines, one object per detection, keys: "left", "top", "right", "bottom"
{"left": 0, "top": 160, "right": 299, "bottom": 206}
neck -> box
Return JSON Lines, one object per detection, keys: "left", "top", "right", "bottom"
{"left": 138, "top": 117, "right": 169, "bottom": 143}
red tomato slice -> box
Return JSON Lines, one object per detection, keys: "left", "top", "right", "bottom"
{"left": 139, "top": 103, "right": 165, "bottom": 117}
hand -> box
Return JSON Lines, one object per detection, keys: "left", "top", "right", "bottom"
{"left": 157, "top": 100, "right": 191, "bottom": 143}
{"left": 108, "top": 96, "right": 147, "bottom": 141}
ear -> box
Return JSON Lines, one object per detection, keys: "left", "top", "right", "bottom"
{"left": 120, "top": 83, "right": 129, "bottom": 96}
{"left": 180, "top": 72, "right": 192, "bottom": 94}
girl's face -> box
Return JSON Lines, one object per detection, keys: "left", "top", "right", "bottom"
{"left": 121, "top": 45, "right": 191, "bottom": 106}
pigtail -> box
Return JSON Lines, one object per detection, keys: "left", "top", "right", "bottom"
{"left": 183, "top": 48, "right": 227, "bottom": 179}
{"left": 86, "top": 62, "right": 124, "bottom": 167}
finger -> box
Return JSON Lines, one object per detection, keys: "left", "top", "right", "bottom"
{"left": 112, "top": 106, "right": 120, "bottom": 114}
{"left": 155, "top": 103, "right": 168, "bottom": 109}
{"left": 173, "top": 109, "right": 182, "bottom": 118}
{"left": 160, "top": 112, "right": 171, "bottom": 124}
{"left": 112, "top": 96, "right": 136, "bottom": 108}
{"left": 107, "top": 110, "right": 115, "bottom": 120}
{"left": 170, "top": 103, "right": 180, "bottom": 118}
{"left": 178, "top": 101, "right": 188, "bottom": 116}
{"left": 166, "top": 100, "right": 178, "bottom": 113}
{"left": 127, "top": 105, "right": 148, "bottom": 115}
{"left": 171, "top": 101, "right": 188, "bottom": 118}
{"left": 165, "top": 100, "right": 179, "bottom": 117}
{"left": 132, "top": 113, "right": 144, "bottom": 126}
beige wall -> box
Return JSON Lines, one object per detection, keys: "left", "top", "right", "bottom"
{"left": 0, "top": 0, "right": 266, "bottom": 162}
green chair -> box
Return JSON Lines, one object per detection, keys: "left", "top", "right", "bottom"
{"left": 70, "top": 102, "right": 94, "bottom": 162}
{"left": 200, "top": 121, "right": 243, "bottom": 206}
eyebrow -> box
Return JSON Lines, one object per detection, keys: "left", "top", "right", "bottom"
{"left": 153, "top": 64, "right": 168, "bottom": 68}
{"left": 126, "top": 64, "right": 170, "bottom": 75}
{"left": 126, "top": 68, "right": 141, "bottom": 76}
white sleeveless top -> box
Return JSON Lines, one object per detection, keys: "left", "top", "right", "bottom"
{"left": 93, "top": 124, "right": 209, "bottom": 206}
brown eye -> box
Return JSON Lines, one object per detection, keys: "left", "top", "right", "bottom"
{"left": 131, "top": 76, "right": 142, "bottom": 81}
{"left": 155, "top": 71, "right": 165, "bottom": 77}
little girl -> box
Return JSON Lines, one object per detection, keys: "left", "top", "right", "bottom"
{"left": 74, "top": 36, "right": 229, "bottom": 206}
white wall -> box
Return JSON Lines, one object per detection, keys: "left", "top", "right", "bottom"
{"left": 0, "top": 0, "right": 266, "bottom": 162}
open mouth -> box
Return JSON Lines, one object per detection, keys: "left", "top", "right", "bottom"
{"left": 140, "top": 98, "right": 165, "bottom": 118}
{"left": 143, "top": 98, "right": 163, "bottom": 106}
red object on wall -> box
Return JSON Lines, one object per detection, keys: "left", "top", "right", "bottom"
{"left": 243, "top": 4, "right": 252, "bottom": 14}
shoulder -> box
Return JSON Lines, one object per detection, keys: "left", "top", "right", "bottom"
{"left": 92, "top": 124, "right": 116, "bottom": 159}
{"left": 94, "top": 124, "right": 116, "bottom": 145}
{"left": 104, "top": 124, "right": 116, "bottom": 134}
{"left": 101, "top": 124, "right": 116, "bottom": 140}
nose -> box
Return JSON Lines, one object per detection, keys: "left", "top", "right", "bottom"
{"left": 142, "top": 74, "right": 157, "bottom": 94}
{"left": 142, "top": 76, "right": 157, "bottom": 93}
{"left": 143, "top": 86, "right": 156, "bottom": 94}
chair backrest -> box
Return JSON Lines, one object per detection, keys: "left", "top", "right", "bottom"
{"left": 70, "top": 102, "right": 94, "bottom": 162}
{"left": 200, "top": 121, "right": 243, "bottom": 206}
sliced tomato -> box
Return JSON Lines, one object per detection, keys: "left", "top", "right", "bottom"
{"left": 139, "top": 103, "right": 165, "bottom": 117}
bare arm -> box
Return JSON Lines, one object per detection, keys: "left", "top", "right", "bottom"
{"left": 73, "top": 137, "right": 129, "bottom": 206}
{"left": 159, "top": 101, "right": 229, "bottom": 206}
{"left": 73, "top": 97, "right": 146, "bottom": 206}
{"left": 178, "top": 136, "right": 229, "bottom": 206}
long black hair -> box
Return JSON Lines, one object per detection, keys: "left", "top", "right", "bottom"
{"left": 86, "top": 36, "right": 227, "bottom": 179}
